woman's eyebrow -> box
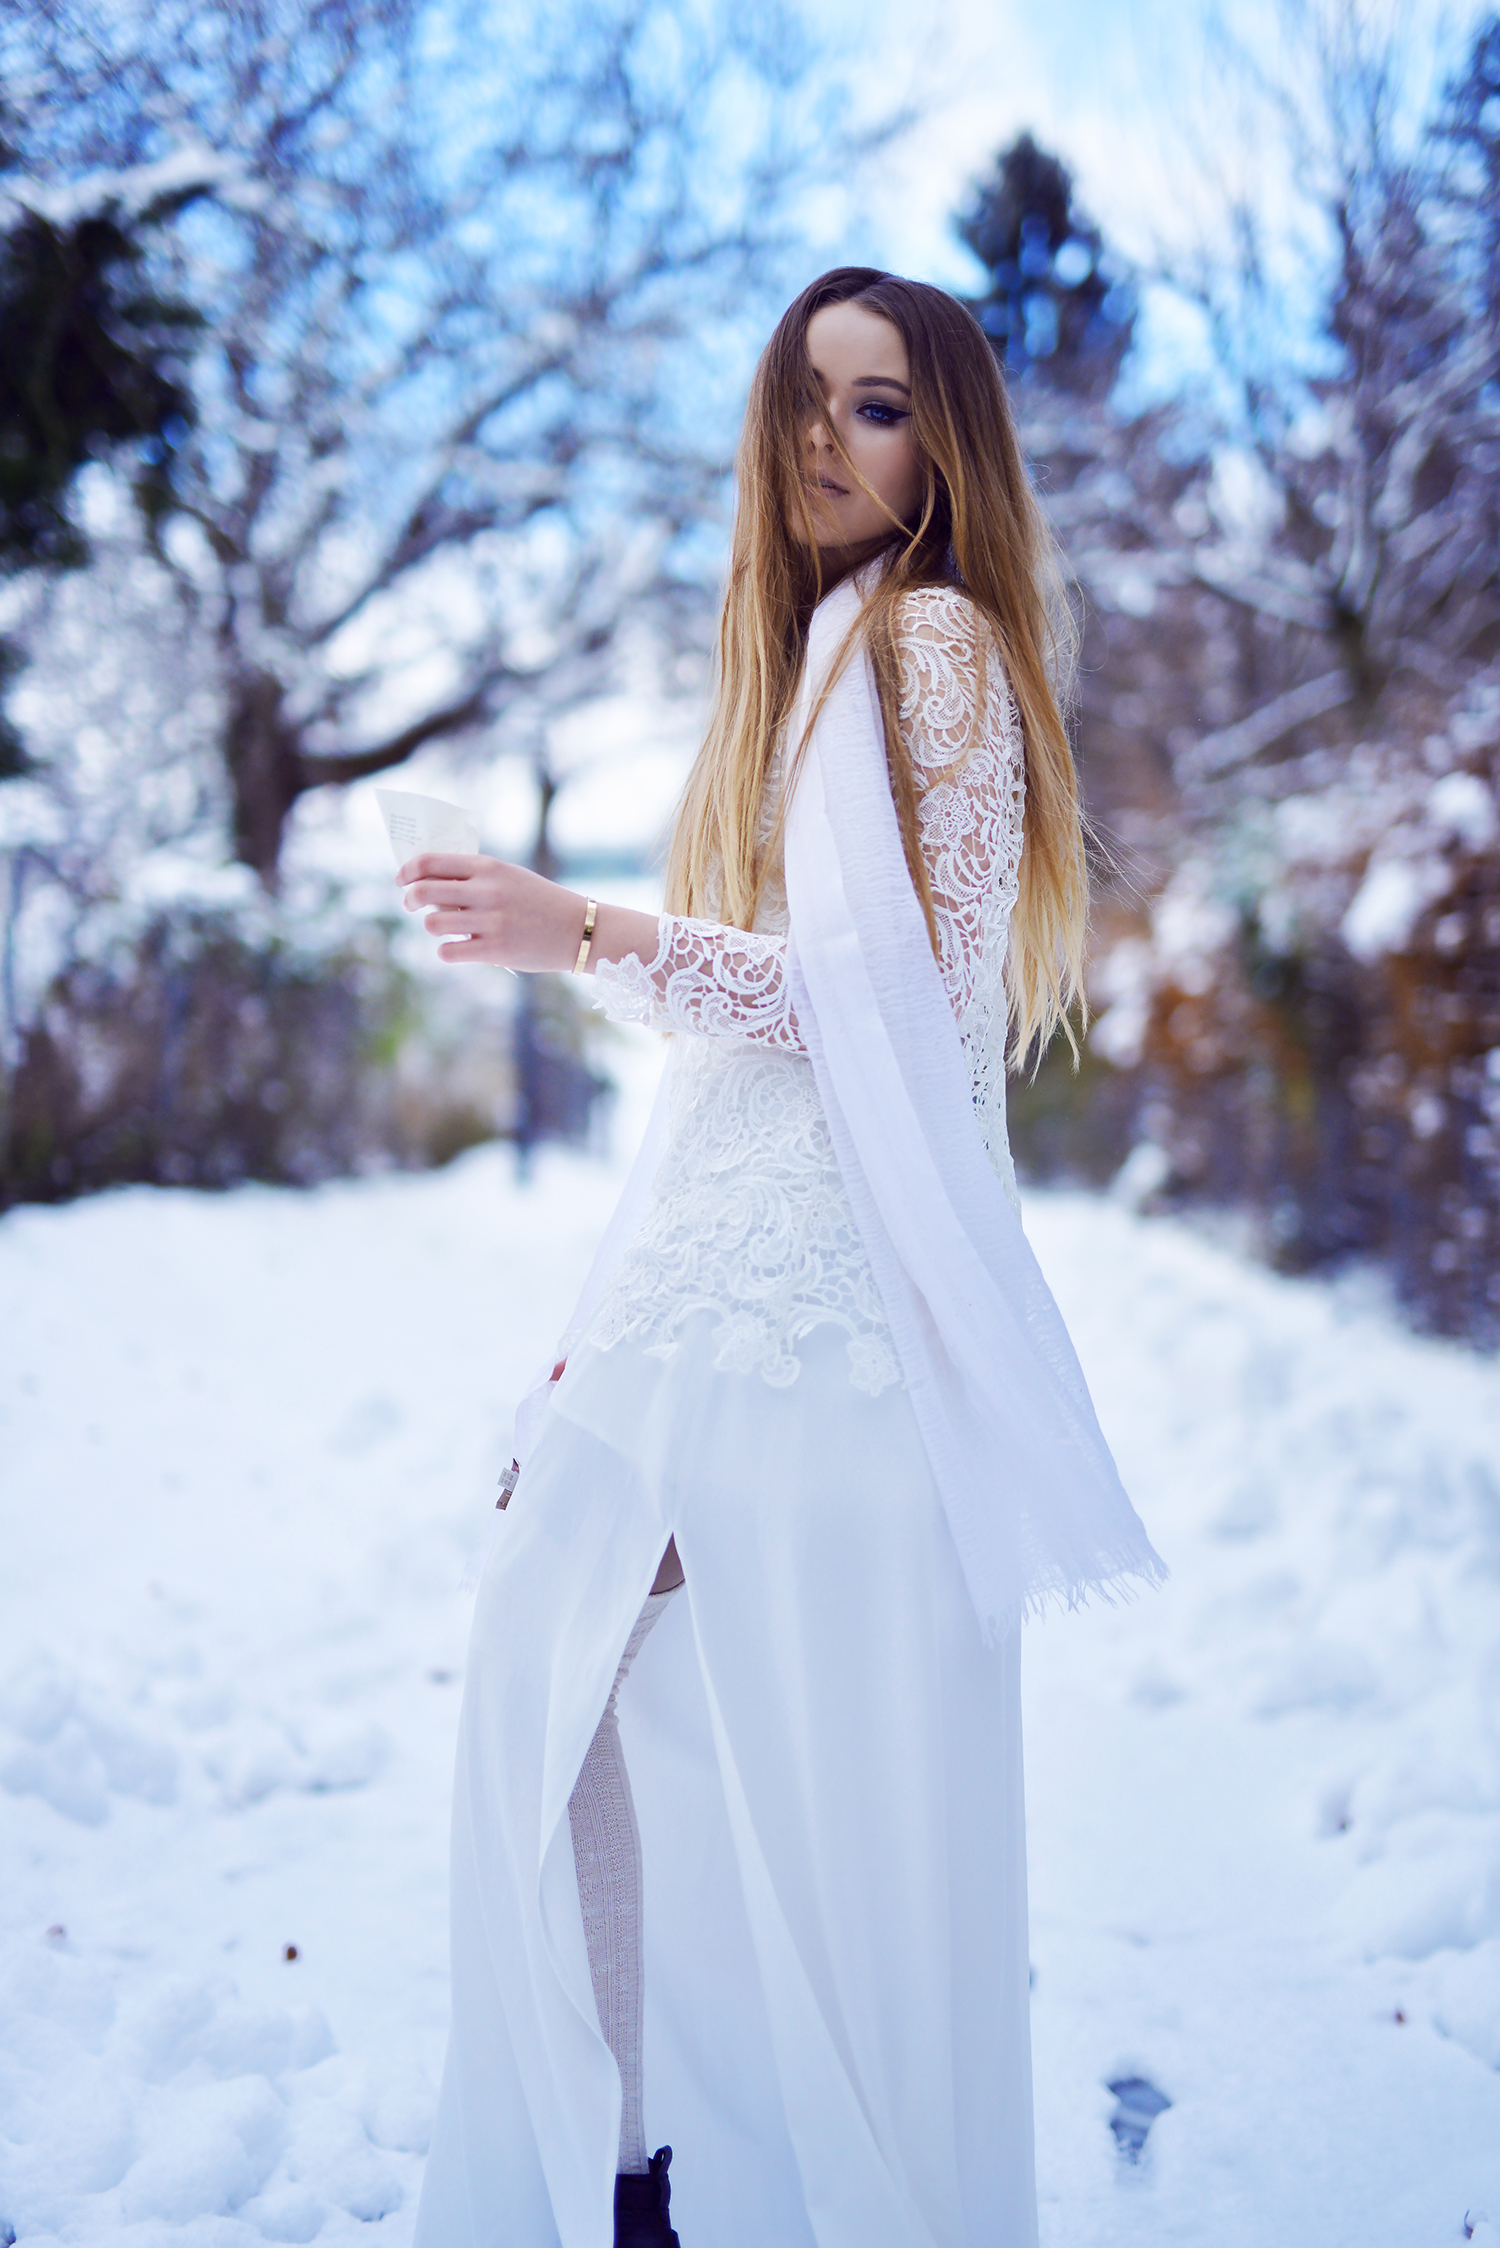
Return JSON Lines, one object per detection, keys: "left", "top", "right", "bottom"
{"left": 852, "top": 375, "right": 911, "bottom": 395}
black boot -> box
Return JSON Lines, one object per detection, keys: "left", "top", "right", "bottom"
{"left": 614, "top": 2145, "right": 681, "bottom": 2248}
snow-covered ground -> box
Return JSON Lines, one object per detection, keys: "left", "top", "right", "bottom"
{"left": 3, "top": 1036, "right": 1499, "bottom": 2247}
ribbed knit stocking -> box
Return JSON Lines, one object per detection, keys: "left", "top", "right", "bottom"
{"left": 568, "top": 1587, "right": 678, "bottom": 2175}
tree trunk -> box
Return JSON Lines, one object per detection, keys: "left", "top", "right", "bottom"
{"left": 530, "top": 758, "right": 560, "bottom": 880}
{"left": 226, "top": 669, "right": 304, "bottom": 888}
{"left": 229, "top": 678, "right": 497, "bottom": 887}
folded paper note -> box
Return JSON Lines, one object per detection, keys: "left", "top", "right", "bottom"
{"left": 375, "top": 789, "right": 480, "bottom": 866}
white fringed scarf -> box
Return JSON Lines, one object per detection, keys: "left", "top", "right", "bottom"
{"left": 519, "top": 575, "right": 1164, "bottom": 1636}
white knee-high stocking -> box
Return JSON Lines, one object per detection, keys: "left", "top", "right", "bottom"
{"left": 567, "top": 1588, "right": 677, "bottom": 2175}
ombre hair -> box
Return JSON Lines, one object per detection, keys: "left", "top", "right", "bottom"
{"left": 664, "top": 264, "right": 1088, "bottom": 1071}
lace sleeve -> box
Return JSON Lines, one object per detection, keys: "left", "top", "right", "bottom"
{"left": 896, "top": 586, "right": 1026, "bottom": 1030}
{"left": 592, "top": 588, "right": 1021, "bottom": 1055}
{"left": 592, "top": 914, "right": 805, "bottom": 1048}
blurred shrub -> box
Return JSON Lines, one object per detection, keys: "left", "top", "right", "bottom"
{"left": 0, "top": 910, "right": 611, "bottom": 1204}
{"left": 1022, "top": 689, "right": 1500, "bottom": 1344}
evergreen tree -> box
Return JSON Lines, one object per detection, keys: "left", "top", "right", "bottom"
{"left": 957, "top": 132, "right": 1134, "bottom": 395}
{"left": 0, "top": 123, "right": 202, "bottom": 778}
{"left": 0, "top": 203, "right": 200, "bottom": 574}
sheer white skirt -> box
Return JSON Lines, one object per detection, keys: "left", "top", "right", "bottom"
{"left": 414, "top": 1314, "right": 1037, "bottom": 2248}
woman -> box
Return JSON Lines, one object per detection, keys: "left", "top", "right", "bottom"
{"left": 404, "top": 267, "right": 1163, "bottom": 2248}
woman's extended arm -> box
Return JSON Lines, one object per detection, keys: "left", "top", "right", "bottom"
{"left": 398, "top": 590, "right": 1018, "bottom": 1048}
{"left": 396, "top": 858, "right": 805, "bottom": 1047}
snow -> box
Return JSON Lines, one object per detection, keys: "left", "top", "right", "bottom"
{"left": 1337, "top": 756, "right": 1495, "bottom": 965}
{"left": 1341, "top": 855, "right": 1439, "bottom": 962}
{"left": 4, "top": 149, "right": 248, "bottom": 232}
{"left": 1429, "top": 772, "right": 1498, "bottom": 854}
{"left": 1090, "top": 866, "right": 1240, "bottom": 1067}
{"left": 1089, "top": 935, "right": 1156, "bottom": 1070}
{"left": 3, "top": 1036, "right": 1500, "bottom": 2246}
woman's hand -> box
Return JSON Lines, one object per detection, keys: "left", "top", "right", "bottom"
{"left": 398, "top": 853, "right": 587, "bottom": 971}
{"left": 398, "top": 853, "right": 663, "bottom": 977}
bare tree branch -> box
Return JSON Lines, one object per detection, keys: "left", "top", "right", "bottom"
{"left": 1184, "top": 669, "right": 1354, "bottom": 776}
{"left": 297, "top": 684, "right": 500, "bottom": 789}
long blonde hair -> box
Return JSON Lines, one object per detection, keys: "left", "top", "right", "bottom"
{"left": 665, "top": 265, "right": 1087, "bottom": 1071}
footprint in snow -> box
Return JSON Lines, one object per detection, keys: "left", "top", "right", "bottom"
{"left": 1106, "top": 2076, "right": 1172, "bottom": 2162}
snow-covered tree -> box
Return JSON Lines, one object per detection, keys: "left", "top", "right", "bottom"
{"left": 1153, "top": 4, "right": 1499, "bottom": 768}
{"left": 1063, "top": 4, "right": 1500, "bottom": 1340}
{"left": 3, "top": 0, "right": 887, "bottom": 882}
{"left": 0, "top": 0, "right": 896, "bottom": 1199}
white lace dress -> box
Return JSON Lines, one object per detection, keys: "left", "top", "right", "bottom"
{"left": 587, "top": 584, "right": 1024, "bottom": 1396}
{"left": 415, "top": 589, "right": 1040, "bottom": 2248}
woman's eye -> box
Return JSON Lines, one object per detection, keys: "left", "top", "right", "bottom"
{"left": 857, "top": 401, "right": 908, "bottom": 426}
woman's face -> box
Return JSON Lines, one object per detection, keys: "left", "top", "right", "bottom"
{"left": 794, "top": 300, "right": 922, "bottom": 550}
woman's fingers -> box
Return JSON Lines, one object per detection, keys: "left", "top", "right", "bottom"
{"left": 404, "top": 877, "right": 483, "bottom": 909}
{"left": 396, "top": 851, "right": 484, "bottom": 885}
{"left": 423, "top": 908, "right": 487, "bottom": 935}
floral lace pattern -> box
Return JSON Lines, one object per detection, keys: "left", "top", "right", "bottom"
{"left": 589, "top": 586, "right": 1024, "bottom": 1393}
{"left": 589, "top": 917, "right": 802, "bottom": 1049}
{"left": 587, "top": 1039, "right": 903, "bottom": 1393}
{"left": 901, "top": 591, "right": 1026, "bottom": 1186}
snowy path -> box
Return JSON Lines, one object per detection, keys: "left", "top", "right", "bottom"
{"left": 3, "top": 1056, "right": 1499, "bottom": 2246}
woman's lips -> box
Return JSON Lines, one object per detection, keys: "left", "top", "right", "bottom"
{"left": 807, "top": 475, "right": 848, "bottom": 498}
